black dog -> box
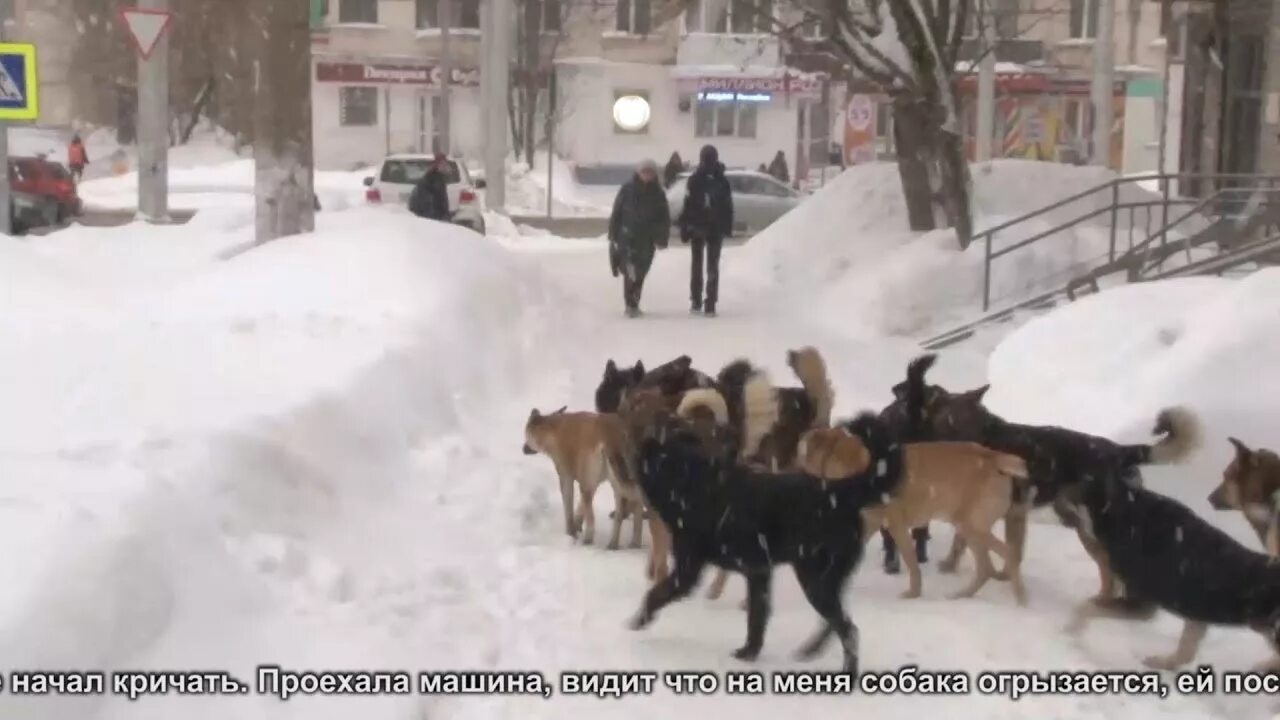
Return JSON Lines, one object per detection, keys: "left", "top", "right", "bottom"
{"left": 1062, "top": 462, "right": 1280, "bottom": 671}
{"left": 595, "top": 355, "right": 713, "bottom": 414}
{"left": 875, "top": 355, "right": 937, "bottom": 574}
{"left": 628, "top": 412, "right": 904, "bottom": 674}
{"left": 885, "top": 354, "right": 1200, "bottom": 606}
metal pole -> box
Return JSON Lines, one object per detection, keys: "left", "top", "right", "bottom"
{"left": 1090, "top": 0, "right": 1116, "bottom": 167}
{"left": 0, "top": 16, "right": 10, "bottom": 236}
{"left": 1156, "top": 0, "right": 1172, "bottom": 193}
{"left": 483, "top": 0, "right": 509, "bottom": 211}
{"left": 975, "top": 0, "right": 996, "bottom": 162}
{"left": 545, "top": 65, "right": 555, "bottom": 219}
{"left": 137, "top": 0, "right": 170, "bottom": 221}
{"left": 439, "top": 0, "right": 452, "bottom": 153}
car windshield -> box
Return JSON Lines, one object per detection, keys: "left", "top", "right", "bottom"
{"left": 380, "top": 159, "right": 461, "bottom": 184}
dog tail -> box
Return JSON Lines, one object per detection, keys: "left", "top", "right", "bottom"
{"left": 839, "top": 412, "right": 905, "bottom": 500}
{"left": 788, "top": 346, "right": 835, "bottom": 428}
{"left": 904, "top": 353, "right": 937, "bottom": 440}
{"left": 677, "top": 388, "right": 730, "bottom": 425}
{"left": 1121, "top": 406, "right": 1201, "bottom": 466}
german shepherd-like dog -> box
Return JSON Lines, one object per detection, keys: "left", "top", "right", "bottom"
{"left": 1061, "top": 456, "right": 1280, "bottom": 672}
{"left": 595, "top": 355, "right": 714, "bottom": 414}
{"left": 799, "top": 426, "right": 1033, "bottom": 605}
{"left": 889, "top": 354, "right": 1201, "bottom": 605}
{"left": 627, "top": 409, "right": 904, "bottom": 674}
{"left": 1208, "top": 437, "right": 1280, "bottom": 555}
{"left": 522, "top": 406, "right": 670, "bottom": 580}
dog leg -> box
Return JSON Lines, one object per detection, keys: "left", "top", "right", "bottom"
{"left": 706, "top": 569, "right": 730, "bottom": 600}
{"left": 939, "top": 534, "right": 966, "bottom": 574}
{"left": 630, "top": 551, "right": 704, "bottom": 630}
{"left": 607, "top": 496, "right": 625, "bottom": 551}
{"left": 733, "top": 571, "right": 772, "bottom": 662}
{"left": 886, "top": 515, "right": 922, "bottom": 599}
{"left": 1143, "top": 621, "right": 1208, "bottom": 671}
{"left": 629, "top": 500, "right": 645, "bottom": 549}
{"left": 793, "top": 557, "right": 860, "bottom": 674}
{"left": 557, "top": 469, "right": 576, "bottom": 539}
{"left": 646, "top": 516, "right": 671, "bottom": 582}
{"left": 993, "top": 510, "right": 1028, "bottom": 582}
{"left": 578, "top": 484, "right": 597, "bottom": 546}
{"left": 948, "top": 526, "right": 999, "bottom": 600}
{"left": 1075, "top": 525, "right": 1116, "bottom": 604}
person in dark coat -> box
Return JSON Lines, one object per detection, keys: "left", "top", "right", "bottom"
{"left": 678, "top": 144, "right": 733, "bottom": 317}
{"left": 767, "top": 150, "right": 790, "bottom": 184}
{"left": 409, "top": 153, "right": 452, "bottom": 221}
{"left": 662, "top": 152, "right": 684, "bottom": 189}
{"left": 608, "top": 159, "right": 671, "bottom": 318}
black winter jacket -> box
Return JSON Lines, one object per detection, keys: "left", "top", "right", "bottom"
{"left": 679, "top": 163, "right": 733, "bottom": 240}
{"left": 409, "top": 168, "right": 451, "bottom": 221}
{"left": 609, "top": 175, "right": 672, "bottom": 251}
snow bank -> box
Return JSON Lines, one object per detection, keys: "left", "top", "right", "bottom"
{"left": 503, "top": 152, "right": 617, "bottom": 218}
{"left": 984, "top": 271, "right": 1280, "bottom": 542}
{"left": 0, "top": 209, "right": 582, "bottom": 720}
{"left": 737, "top": 160, "right": 1192, "bottom": 337}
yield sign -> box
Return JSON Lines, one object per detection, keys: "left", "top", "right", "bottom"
{"left": 118, "top": 7, "right": 174, "bottom": 60}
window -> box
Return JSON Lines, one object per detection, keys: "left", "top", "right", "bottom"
{"left": 695, "top": 98, "right": 757, "bottom": 138}
{"left": 685, "top": 0, "right": 772, "bottom": 34}
{"left": 310, "top": 0, "right": 330, "bottom": 28}
{"left": 616, "top": 0, "right": 652, "bottom": 34}
{"left": 416, "top": 0, "right": 482, "bottom": 29}
{"left": 340, "top": 87, "right": 379, "bottom": 126}
{"left": 1068, "top": 0, "right": 1097, "bottom": 39}
{"left": 379, "top": 159, "right": 461, "bottom": 184}
{"left": 533, "top": 0, "right": 563, "bottom": 33}
{"left": 339, "top": 0, "right": 378, "bottom": 23}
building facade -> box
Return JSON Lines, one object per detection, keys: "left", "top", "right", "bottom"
{"left": 309, "top": 0, "right": 838, "bottom": 175}
{"left": 3, "top": 0, "right": 74, "bottom": 129}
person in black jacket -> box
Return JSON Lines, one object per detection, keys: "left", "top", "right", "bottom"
{"left": 409, "top": 153, "right": 451, "bottom": 221}
{"left": 678, "top": 144, "right": 733, "bottom": 317}
{"left": 662, "top": 151, "right": 684, "bottom": 189}
{"left": 608, "top": 159, "right": 671, "bottom": 318}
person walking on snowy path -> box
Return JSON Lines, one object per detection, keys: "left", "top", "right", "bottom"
{"left": 67, "top": 135, "right": 89, "bottom": 181}
{"left": 608, "top": 159, "right": 671, "bottom": 318}
{"left": 678, "top": 144, "right": 733, "bottom": 317}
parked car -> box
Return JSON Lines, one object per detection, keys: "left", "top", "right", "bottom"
{"left": 665, "top": 169, "right": 801, "bottom": 238}
{"left": 363, "top": 154, "right": 485, "bottom": 235}
{"left": 9, "top": 156, "right": 82, "bottom": 222}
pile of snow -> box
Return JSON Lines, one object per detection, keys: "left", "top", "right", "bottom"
{"left": 0, "top": 208, "right": 587, "bottom": 720}
{"left": 984, "top": 270, "right": 1280, "bottom": 542}
{"left": 502, "top": 152, "right": 618, "bottom": 218}
{"left": 736, "top": 160, "right": 1199, "bottom": 337}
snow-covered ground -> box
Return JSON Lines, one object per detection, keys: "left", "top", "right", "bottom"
{"left": 2, "top": 156, "right": 1278, "bottom": 719}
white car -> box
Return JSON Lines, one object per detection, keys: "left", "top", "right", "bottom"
{"left": 666, "top": 169, "right": 801, "bottom": 238}
{"left": 363, "top": 154, "right": 486, "bottom": 235}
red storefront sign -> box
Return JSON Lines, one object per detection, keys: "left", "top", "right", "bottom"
{"left": 315, "top": 61, "right": 480, "bottom": 87}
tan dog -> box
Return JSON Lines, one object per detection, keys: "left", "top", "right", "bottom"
{"left": 1209, "top": 437, "right": 1280, "bottom": 556}
{"left": 523, "top": 406, "right": 670, "bottom": 580}
{"left": 799, "top": 427, "right": 1033, "bottom": 605}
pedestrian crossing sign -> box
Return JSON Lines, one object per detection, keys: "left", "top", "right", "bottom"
{"left": 0, "top": 43, "right": 39, "bottom": 122}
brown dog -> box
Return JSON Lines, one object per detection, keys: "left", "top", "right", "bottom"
{"left": 523, "top": 407, "right": 670, "bottom": 580}
{"left": 799, "top": 427, "right": 1033, "bottom": 605}
{"left": 1209, "top": 437, "right": 1280, "bottom": 556}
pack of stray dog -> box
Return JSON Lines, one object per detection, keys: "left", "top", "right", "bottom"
{"left": 522, "top": 346, "right": 1280, "bottom": 679}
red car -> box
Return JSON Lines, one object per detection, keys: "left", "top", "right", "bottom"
{"left": 9, "top": 156, "right": 83, "bottom": 222}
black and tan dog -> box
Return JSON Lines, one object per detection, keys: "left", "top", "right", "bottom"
{"left": 1062, "top": 458, "right": 1280, "bottom": 672}
{"left": 595, "top": 355, "right": 713, "bottom": 414}
{"left": 889, "top": 354, "right": 1201, "bottom": 605}
{"left": 626, "top": 410, "right": 904, "bottom": 674}
{"left": 1208, "top": 437, "right": 1280, "bottom": 555}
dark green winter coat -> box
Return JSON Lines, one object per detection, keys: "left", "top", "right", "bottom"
{"left": 609, "top": 175, "right": 671, "bottom": 251}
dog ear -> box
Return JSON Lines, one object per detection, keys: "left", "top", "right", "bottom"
{"left": 529, "top": 408, "right": 541, "bottom": 420}
{"left": 553, "top": 405, "right": 567, "bottom": 415}
{"left": 962, "top": 384, "right": 991, "bottom": 403}
{"left": 890, "top": 381, "right": 907, "bottom": 400}
{"left": 1229, "top": 437, "right": 1253, "bottom": 465}
{"left": 632, "top": 360, "right": 646, "bottom": 379}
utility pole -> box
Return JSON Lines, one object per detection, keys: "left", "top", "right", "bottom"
{"left": 438, "top": 0, "right": 452, "bottom": 154}
{"left": 137, "top": 0, "right": 171, "bottom": 221}
{"left": 1, "top": 16, "right": 11, "bottom": 237}
{"left": 1156, "top": 0, "right": 1172, "bottom": 193}
{"left": 252, "top": 0, "right": 315, "bottom": 243}
{"left": 975, "top": 0, "right": 996, "bottom": 162}
{"left": 1090, "top": 0, "right": 1116, "bottom": 167}
{"left": 481, "top": 0, "right": 509, "bottom": 210}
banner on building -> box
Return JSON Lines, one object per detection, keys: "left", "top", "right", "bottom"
{"left": 844, "top": 94, "right": 877, "bottom": 165}
{"left": 315, "top": 61, "right": 480, "bottom": 87}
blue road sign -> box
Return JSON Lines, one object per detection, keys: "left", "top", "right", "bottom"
{"left": 0, "top": 43, "right": 40, "bottom": 121}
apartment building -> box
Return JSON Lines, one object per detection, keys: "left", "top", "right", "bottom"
{"left": 310, "top": 0, "right": 835, "bottom": 174}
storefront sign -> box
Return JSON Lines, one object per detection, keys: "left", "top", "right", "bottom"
{"left": 697, "top": 91, "right": 772, "bottom": 103}
{"left": 693, "top": 75, "right": 822, "bottom": 96}
{"left": 315, "top": 61, "right": 480, "bottom": 87}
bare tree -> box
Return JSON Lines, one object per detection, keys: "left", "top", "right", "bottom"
{"left": 509, "top": 0, "right": 584, "bottom": 166}
{"left": 251, "top": 0, "right": 315, "bottom": 243}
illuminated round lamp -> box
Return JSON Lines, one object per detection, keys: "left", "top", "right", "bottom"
{"left": 612, "top": 95, "right": 651, "bottom": 132}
